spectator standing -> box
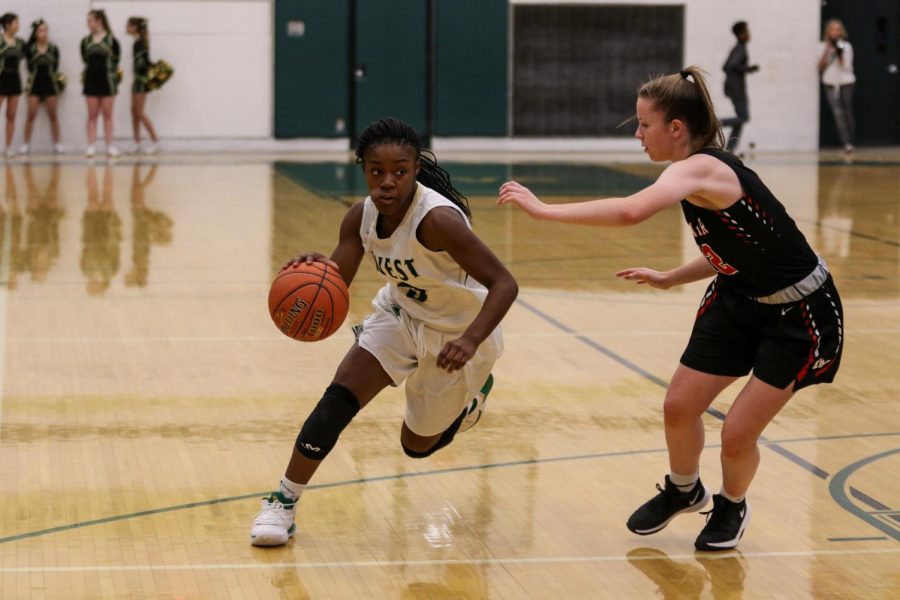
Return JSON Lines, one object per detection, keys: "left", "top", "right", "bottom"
{"left": 818, "top": 18, "right": 856, "bottom": 153}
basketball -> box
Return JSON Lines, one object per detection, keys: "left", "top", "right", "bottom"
{"left": 268, "top": 261, "right": 349, "bottom": 341}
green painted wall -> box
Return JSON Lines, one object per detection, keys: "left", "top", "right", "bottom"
{"left": 274, "top": 0, "right": 509, "bottom": 139}
{"left": 354, "top": 0, "right": 428, "bottom": 137}
{"left": 274, "top": 1, "right": 350, "bottom": 138}
{"left": 435, "top": 0, "right": 508, "bottom": 136}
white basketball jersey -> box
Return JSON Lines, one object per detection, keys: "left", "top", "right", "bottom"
{"left": 359, "top": 183, "right": 488, "bottom": 332}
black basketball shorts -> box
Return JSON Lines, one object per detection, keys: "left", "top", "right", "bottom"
{"left": 680, "top": 275, "right": 843, "bottom": 391}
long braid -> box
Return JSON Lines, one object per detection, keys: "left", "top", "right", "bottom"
{"left": 355, "top": 118, "right": 471, "bottom": 220}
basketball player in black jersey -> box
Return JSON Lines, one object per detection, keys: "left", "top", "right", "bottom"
{"left": 498, "top": 66, "right": 843, "bottom": 551}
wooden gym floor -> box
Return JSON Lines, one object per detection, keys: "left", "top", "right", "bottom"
{"left": 0, "top": 150, "right": 897, "bottom": 599}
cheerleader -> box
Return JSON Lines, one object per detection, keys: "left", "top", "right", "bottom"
{"left": 0, "top": 13, "right": 25, "bottom": 159}
{"left": 126, "top": 17, "right": 159, "bottom": 154}
{"left": 22, "top": 19, "right": 63, "bottom": 155}
{"left": 81, "top": 10, "right": 121, "bottom": 158}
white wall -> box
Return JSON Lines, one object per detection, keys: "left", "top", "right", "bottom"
{"left": 512, "top": 0, "right": 822, "bottom": 151}
{"left": 684, "top": 0, "right": 821, "bottom": 152}
{"left": 4, "top": 0, "right": 271, "bottom": 151}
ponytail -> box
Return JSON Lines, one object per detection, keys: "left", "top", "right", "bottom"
{"left": 27, "top": 18, "right": 46, "bottom": 52}
{"left": 638, "top": 66, "right": 725, "bottom": 150}
{"left": 128, "top": 17, "right": 150, "bottom": 46}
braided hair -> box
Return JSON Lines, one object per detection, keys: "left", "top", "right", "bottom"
{"left": 355, "top": 117, "right": 471, "bottom": 219}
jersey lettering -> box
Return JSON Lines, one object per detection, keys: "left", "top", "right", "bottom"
{"left": 374, "top": 256, "right": 419, "bottom": 283}
{"left": 691, "top": 218, "right": 710, "bottom": 238}
{"left": 700, "top": 243, "right": 739, "bottom": 275}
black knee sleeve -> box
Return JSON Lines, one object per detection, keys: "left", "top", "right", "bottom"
{"left": 295, "top": 383, "right": 361, "bottom": 460}
{"left": 401, "top": 410, "right": 466, "bottom": 459}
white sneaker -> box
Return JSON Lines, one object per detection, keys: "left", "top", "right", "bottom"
{"left": 85, "top": 145, "right": 96, "bottom": 158}
{"left": 143, "top": 144, "right": 158, "bottom": 155}
{"left": 54, "top": 144, "right": 64, "bottom": 154}
{"left": 19, "top": 144, "right": 29, "bottom": 155}
{"left": 107, "top": 146, "right": 121, "bottom": 158}
{"left": 128, "top": 144, "right": 142, "bottom": 155}
{"left": 460, "top": 373, "right": 493, "bottom": 433}
{"left": 5, "top": 148, "right": 15, "bottom": 159}
{"left": 250, "top": 492, "right": 297, "bottom": 547}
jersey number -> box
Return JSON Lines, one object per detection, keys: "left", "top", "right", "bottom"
{"left": 398, "top": 282, "right": 428, "bottom": 303}
{"left": 700, "top": 243, "right": 738, "bottom": 275}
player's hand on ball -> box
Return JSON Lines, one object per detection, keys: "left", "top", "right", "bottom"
{"left": 282, "top": 252, "right": 339, "bottom": 272}
{"left": 437, "top": 335, "right": 478, "bottom": 373}
{"left": 498, "top": 181, "right": 547, "bottom": 219}
{"left": 616, "top": 267, "right": 671, "bottom": 289}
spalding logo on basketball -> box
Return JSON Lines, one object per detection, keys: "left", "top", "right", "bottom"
{"left": 268, "top": 261, "right": 349, "bottom": 341}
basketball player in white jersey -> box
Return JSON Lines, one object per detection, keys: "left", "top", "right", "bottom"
{"left": 250, "top": 117, "right": 518, "bottom": 547}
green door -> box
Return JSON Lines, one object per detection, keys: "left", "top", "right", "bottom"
{"left": 353, "top": 0, "right": 429, "bottom": 139}
{"left": 274, "top": 0, "right": 350, "bottom": 138}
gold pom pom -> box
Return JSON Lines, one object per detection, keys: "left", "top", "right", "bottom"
{"left": 146, "top": 60, "right": 174, "bottom": 91}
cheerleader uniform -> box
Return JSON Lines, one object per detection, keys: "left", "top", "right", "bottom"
{"left": 26, "top": 43, "right": 60, "bottom": 100}
{"left": 132, "top": 39, "right": 150, "bottom": 94}
{"left": 680, "top": 147, "right": 843, "bottom": 390}
{"left": 0, "top": 37, "right": 25, "bottom": 96}
{"left": 81, "top": 33, "right": 120, "bottom": 97}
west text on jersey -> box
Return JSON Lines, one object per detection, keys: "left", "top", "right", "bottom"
{"left": 373, "top": 256, "right": 420, "bottom": 282}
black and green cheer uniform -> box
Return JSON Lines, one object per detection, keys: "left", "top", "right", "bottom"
{"left": 132, "top": 39, "right": 150, "bottom": 93}
{"left": 26, "top": 43, "right": 61, "bottom": 99}
{"left": 81, "top": 33, "right": 120, "bottom": 96}
{"left": 0, "top": 36, "right": 26, "bottom": 96}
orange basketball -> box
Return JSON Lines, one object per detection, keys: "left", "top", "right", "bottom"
{"left": 268, "top": 261, "right": 349, "bottom": 341}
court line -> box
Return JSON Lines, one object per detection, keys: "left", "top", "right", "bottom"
{"left": 1, "top": 432, "right": 896, "bottom": 547}
{"left": 515, "top": 296, "right": 898, "bottom": 538}
{"left": 829, "top": 448, "right": 900, "bottom": 541}
{"left": 1, "top": 547, "right": 898, "bottom": 574}
{"left": 803, "top": 217, "right": 900, "bottom": 249}
{"left": 0, "top": 206, "right": 11, "bottom": 443}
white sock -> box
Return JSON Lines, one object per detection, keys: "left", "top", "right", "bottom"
{"left": 670, "top": 470, "right": 699, "bottom": 492}
{"left": 279, "top": 477, "right": 306, "bottom": 501}
{"left": 719, "top": 488, "right": 745, "bottom": 504}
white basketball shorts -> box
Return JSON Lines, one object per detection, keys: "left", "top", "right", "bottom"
{"left": 356, "top": 301, "right": 502, "bottom": 437}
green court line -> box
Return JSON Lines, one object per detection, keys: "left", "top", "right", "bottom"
{"left": 1, "top": 432, "right": 897, "bottom": 546}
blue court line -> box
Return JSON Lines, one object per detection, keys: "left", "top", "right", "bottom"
{"left": 515, "top": 296, "right": 898, "bottom": 540}
{"left": 829, "top": 448, "right": 900, "bottom": 541}
{"left": 850, "top": 486, "right": 892, "bottom": 511}
{"left": 803, "top": 217, "right": 900, "bottom": 249}
{"left": 765, "top": 443, "right": 829, "bottom": 479}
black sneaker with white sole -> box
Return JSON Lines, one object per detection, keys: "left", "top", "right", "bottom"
{"left": 626, "top": 475, "right": 711, "bottom": 535}
{"left": 695, "top": 494, "right": 751, "bottom": 551}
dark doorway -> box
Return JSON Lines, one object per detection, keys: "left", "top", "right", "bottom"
{"left": 820, "top": 0, "right": 900, "bottom": 147}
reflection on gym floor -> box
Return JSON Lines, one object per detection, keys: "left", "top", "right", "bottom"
{"left": 0, "top": 152, "right": 897, "bottom": 599}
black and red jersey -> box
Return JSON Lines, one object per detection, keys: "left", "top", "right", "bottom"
{"left": 680, "top": 148, "right": 818, "bottom": 298}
